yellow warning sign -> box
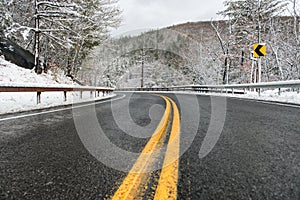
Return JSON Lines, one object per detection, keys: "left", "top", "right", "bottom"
{"left": 253, "top": 43, "right": 266, "bottom": 58}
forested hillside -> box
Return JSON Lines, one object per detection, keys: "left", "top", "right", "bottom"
{"left": 79, "top": 0, "right": 299, "bottom": 88}
{"left": 1, "top": 0, "right": 299, "bottom": 88}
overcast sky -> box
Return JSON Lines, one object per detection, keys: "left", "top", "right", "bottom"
{"left": 111, "top": 0, "right": 226, "bottom": 37}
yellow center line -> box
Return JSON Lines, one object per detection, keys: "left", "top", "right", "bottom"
{"left": 154, "top": 97, "right": 181, "bottom": 200}
{"left": 111, "top": 95, "right": 171, "bottom": 200}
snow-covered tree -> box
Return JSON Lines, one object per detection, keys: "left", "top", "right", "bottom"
{"left": 0, "top": 0, "right": 121, "bottom": 75}
{"left": 286, "top": 0, "right": 300, "bottom": 79}
{"left": 0, "top": 0, "right": 12, "bottom": 35}
{"left": 218, "top": 0, "right": 289, "bottom": 82}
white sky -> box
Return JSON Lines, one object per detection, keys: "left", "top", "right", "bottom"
{"left": 111, "top": 0, "right": 226, "bottom": 37}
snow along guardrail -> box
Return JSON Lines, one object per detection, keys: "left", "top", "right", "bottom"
{"left": 117, "top": 80, "right": 300, "bottom": 96}
{"left": 0, "top": 84, "right": 115, "bottom": 104}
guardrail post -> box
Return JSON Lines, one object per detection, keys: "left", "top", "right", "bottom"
{"left": 90, "top": 91, "right": 93, "bottom": 98}
{"left": 232, "top": 88, "right": 234, "bottom": 94}
{"left": 37, "top": 92, "right": 41, "bottom": 104}
{"left": 64, "top": 91, "right": 67, "bottom": 102}
{"left": 80, "top": 91, "right": 83, "bottom": 99}
{"left": 278, "top": 88, "right": 281, "bottom": 96}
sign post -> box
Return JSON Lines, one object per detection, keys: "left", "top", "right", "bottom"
{"left": 250, "top": 51, "right": 256, "bottom": 84}
{"left": 253, "top": 43, "right": 266, "bottom": 83}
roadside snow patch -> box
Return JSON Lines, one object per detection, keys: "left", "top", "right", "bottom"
{"left": 0, "top": 58, "right": 113, "bottom": 114}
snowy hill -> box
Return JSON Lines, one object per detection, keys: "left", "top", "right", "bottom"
{"left": 0, "top": 57, "right": 75, "bottom": 86}
{"left": 0, "top": 58, "right": 112, "bottom": 114}
{"left": 81, "top": 16, "right": 299, "bottom": 88}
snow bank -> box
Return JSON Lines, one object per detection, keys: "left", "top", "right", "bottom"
{"left": 0, "top": 57, "right": 75, "bottom": 86}
{"left": 236, "top": 89, "right": 300, "bottom": 105}
{"left": 0, "top": 58, "right": 114, "bottom": 114}
{"left": 192, "top": 88, "right": 300, "bottom": 105}
{"left": 196, "top": 89, "right": 300, "bottom": 105}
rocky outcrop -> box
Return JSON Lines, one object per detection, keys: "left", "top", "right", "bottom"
{"left": 0, "top": 36, "right": 34, "bottom": 70}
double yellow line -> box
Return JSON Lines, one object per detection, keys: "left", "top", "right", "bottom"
{"left": 111, "top": 95, "right": 181, "bottom": 200}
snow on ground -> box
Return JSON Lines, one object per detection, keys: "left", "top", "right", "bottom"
{"left": 0, "top": 58, "right": 114, "bottom": 114}
{"left": 0, "top": 58, "right": 74, "bottom": 86}
{"left": 232, "top": 89, "right": 300, "bottom": 105}
{"left": 196, "top": 89, "right": 300, "bottom": 105}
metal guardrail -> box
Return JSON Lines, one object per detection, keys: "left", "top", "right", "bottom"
{"left": 117, "top": 80, "right": 300, "bottom": 96}
{"left": 0, "top": 85, "right": 114, "bottom": 104}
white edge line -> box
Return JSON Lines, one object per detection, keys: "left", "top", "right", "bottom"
{"left": 233, "top": 98, "right": 300, "bottom": 109}
{"left": 0, "top": 94, "right": 126, "bottom": 122}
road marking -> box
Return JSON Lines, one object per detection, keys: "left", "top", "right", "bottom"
{"left": 154, "top": 97, "right": 180, "bottom": 200}
{"left": 0, "top": 94, "right": 126, "bottom": 122}
{"left": 233, "top": 97, "right": 300, "bottom": 109}
{"left": 112, "top": 95, "right": 171, "bottom": 200}
{"left": 111, "top": 95, "right": 181, "bottom": 200}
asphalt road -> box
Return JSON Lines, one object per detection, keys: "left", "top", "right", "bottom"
{"left": 0, "top": 93, "right": 299, "bottom": 199}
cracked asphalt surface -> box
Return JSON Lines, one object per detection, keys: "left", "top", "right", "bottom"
{"left": 0, "top": 93, "right": 299, "bottom": 199}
